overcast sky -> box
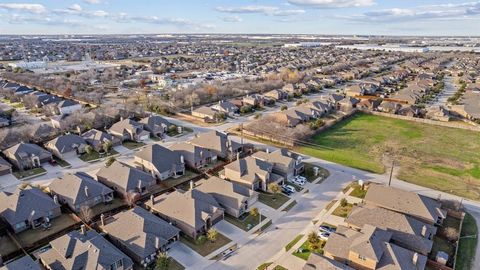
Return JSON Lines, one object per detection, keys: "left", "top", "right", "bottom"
{"left": 0, "top": 0, "right": 479, "bottom": 36}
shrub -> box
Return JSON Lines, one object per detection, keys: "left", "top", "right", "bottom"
{"left": 196, "top": 235, "right": 207, "bottom": 245}
{"left": 340, "top": 198, "right": 348, "bottom": 207}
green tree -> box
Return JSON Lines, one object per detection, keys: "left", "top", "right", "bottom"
{"left": 207, "top": 228, "right": 218, "bottom": 243}
{"left": 307, "top": 231, "right": 321, "bottom": 251}
{"left": 340, "top": 198, "right": 348, "bottom": 207}
{"left": 105, "top": 157, "right": 116, "bottom": 167}
{"left": 250, "top": 207, "right": 259, "bottom": 217}
{"left": 281, "top": 105, "right": 288, "bottom": 111}
{"left": 103, "top": 141, "right": 112, "bottom": 154}
{"left": 155, "top": 252, "right": 171, "bottom": 270}
{"left": 85, "top": 145, "right": 94, "bottom": 155}
{"left": 268, "top": 183, "right": 280, "bottom": 198}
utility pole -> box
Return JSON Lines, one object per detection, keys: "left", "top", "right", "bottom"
{"left": 240, "top": 123, "right": 244, "bottom": 146}
{"left": 388, "top": 159, "right": 394, "bottom": 186}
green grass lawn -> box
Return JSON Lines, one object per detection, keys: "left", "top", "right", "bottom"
{"left": 456, "top": 213, "right": 478, "bottom": 270}
{"left": 273, "top": 266, "right": 288, "bottom": 270}
{"left": 122, "top": 140, "right": 145, "bottom": 150}
{"left": 292, "top": 240, "right": 325, "bottom": 260}
{"left": 13, "top": 167, "right": 47, "bottom": 179}
{"left": 348, "top": 183, "right": 368, "bottom": 199}
{"left": 258, "top": 192, "right": 290, "bottom": 209}
{"left": 282, "top": 200, "right": 297, "bottom": 212}
{"left": 332, "top": 203, "right": 354, "bottom": 218}
{"left": 53, "top": 156, "right": 71, "bottom": 167}
{"left": 298, "top": 113, "right": 480, "bottom": 200}
{"left": 180, "top": 233, "right": 231, "bottom": 257}
{"left": 257, "top": 262, "right": 273, "bottom": 270}
{"left": 285, "top": 234, "right": 304, "bottom": 251}
{"left": 224, "top": 213, "right": 266, "bottom": 231}
{"left": 430, "top": 236, "right": 455, "bottom": 266}
{"left": 79, "top": 149, "right": 118, "bottom": 162}
{"left": 303, "top": 163, "right": 330, "bottom": 183}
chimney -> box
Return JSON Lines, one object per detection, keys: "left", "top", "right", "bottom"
{"left": 421, "top": 225, "right": 428, "bottom": 237}
{"left": 180, "top": 155, "right": 184, "bottom": 164}
{"left": 84, "top": 186, "right": 89, "bottom": 197}
{"left": 190, "top": 180, "right": 195, "bottom": 190}
{"left": 80, "top": 224, "right": 86, "bottom": 235}
{"left": 53, "top": 195, "right": 59, "bottom": 205}
{"left": 413, "top": 252, "right": 419, "bottom": 265}
{"left": 100, "top": 214, "right": 106, "bottom": 227}
{"left": 137, "top": 180, "right": 142, "bottom": 191}
{"left": 155, "top": 237, "right": 160, "bottom": 249}
{"left": 150, "top": 194, "right": 155, "bottom": 205}
{"left": 266, "top": 148, "right": 270, "bottom": 154}
{"left": 199, "top": 151, "right": 203, "bottom": 158}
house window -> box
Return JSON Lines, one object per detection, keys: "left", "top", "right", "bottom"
{"left": 358, "top": 255, "right": 366, "bottom": 261}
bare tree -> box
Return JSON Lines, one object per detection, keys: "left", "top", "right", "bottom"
{"left": 79, "top": 205, "right": 93, "bottom": 224}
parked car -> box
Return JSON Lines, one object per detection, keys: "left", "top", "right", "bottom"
{"left": 291, "top": 177, "right": 306, "bottom": 186}
{"left": 319, "top": 225, "right": 336, "bottom": 234}
{"left": 281, "top": 186, "right": 293, "bottom": 195}
{"left": 282, "top": 184, "right": 296, "bottom": 193}
{"left": 319, "top": 231, "right": 330, "bottom": 241}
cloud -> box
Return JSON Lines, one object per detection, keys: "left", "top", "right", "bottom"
{"left": 0, "top": 3, "right": 46, "bottom": 14}
{"left": 69, "top": 4, "right": 83, "bottom": 12}
{"left": 216, "top": 5, "right": 305, "bottom": 16}
{"left": 220, "top": 15, "right": 243, "bottom": 22}
{"left": 287, "top": 0, "right": 375, "bottom": 8}
{"left": 84, "top": 0, "right": 101, "bottom": 4}
{"left": 114, "top": 13, "right": 214, "bottom": 30}
{"left": 342, "top": 1, "right": 480, "bottom": 22}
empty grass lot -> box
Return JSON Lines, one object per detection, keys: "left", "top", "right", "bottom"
{"left": 298, "top": 113, "right": 480, "bottom": 200}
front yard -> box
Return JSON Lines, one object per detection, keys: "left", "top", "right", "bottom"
{"left": 179, "top": 233, "right": 232, "bottom": 257}
{"left": 224, "top": 213, "right": 267, "bottom": 231}
{"left": 53, "top": 157, "right": 71, "bottom": 168}
{"left": 303, "top": 163, "right": 330, "bottom": 183}
{"left": 13, "top": 167, "right": 47, "bottom": 180}
{"left": 292, "top": 240, "right": 325, "bottom": 260}
{"left": 331, "top": 203, "right": 354, "bottom": 218}
{"left": 79, "top": 149, "right": 118, "bottom": 162}
{"left": 122, "top": 140, "right": 145, "bottom": 150}
{"left": 258, "top": 191, "right": 290, "bottom": 210}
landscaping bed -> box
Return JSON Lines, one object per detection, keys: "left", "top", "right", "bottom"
{"left": 179, "top": 233, "right": 231, "bottom": 257}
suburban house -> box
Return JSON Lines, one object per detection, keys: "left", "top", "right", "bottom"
{"left": 139, "top": 115, "right": 171, "bottom": 138}
{"left": 195, "top": 176, "right": 259, "bottom": 218}
{"left": 189, "top": 130, "right": 243, "bottom": 160}
{"left": 0, "top": 255, "right": 42, "bottom": 270}
{"left": 364, "top": 185, "right": 446, "bottom": 226}
{"left": 191, "top": 106, "right": 218, "bottom": 121}
{"left": 44, "top": 134, "right": 87, "bottom": 160}
{"left": 168, "top": 142, "right": 217, "bottom": 169}
{"left": 96, "top": 161, "right": 157, "bottom": 200}
{"left": 222, "top": 156, "right": 283, "bottom": 191}
{"left": 243, "top": 94, "right": 265, "bottom": 107}
{"left": 134, "top": 144, "right": 185, "bottom": 180}
{"left": 252, "top": 149, "right": 304, "bottom": 181}
{"left": 338, "top": 96, "right": 360, "bottom": 112}
{"left": 82, "top": 129, "right": 121, "bottom": 152}
{"left": 109, "top": 118, "right": 150, "bottom": 142}
{"left": 0, "top": 156, "right": 12, "bottom": 176}
{"left": 56, "top": 100, "right": 82, "bottom": 115}
{"left": 211, "top": 100, "right": 239, "bottom": 116}
{"left": 323, "top": 224, "right": 427, "bottom": 270}
{"left": 265, "top": 89, "right": 288, "bottom": 100}
{"left": 146, "top": 189, "right": 224, "bottom": 239}
{"left": 39, "top": 229, "right": 134, "bottom": 270}
{"left": 3, "top": 142, "right": 53, "bottom": 170}
{"left": 345, "top": 206, "right": 437, "bottom": 255}
{"left": 0, "top": 186, "right": 61, "bottom": 233}
{"left": 101, "top": 206, "right": 180, "bottom": 266}
{"left": 47, "top": 172, "right": 114, "bottom": 213}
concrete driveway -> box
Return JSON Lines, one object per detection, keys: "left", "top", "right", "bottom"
{"left": 168, "top": 241, "right": 211, "bottom": 270}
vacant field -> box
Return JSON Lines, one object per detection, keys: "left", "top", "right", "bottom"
{"left": 299, "top": 113, "right": 480, "bottom": 200}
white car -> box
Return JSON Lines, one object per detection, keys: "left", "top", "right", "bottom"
{"left": 292, "top": 177, "right": 306, "bottom": 186}
{"left": 282, "top": 184, "right": 296, "bottom": 193}
{"left": 296, "top": 175, "right": 307, "bottom": 181}
{"left": 319, "top": 232, "right": 330, "bottom": 241}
